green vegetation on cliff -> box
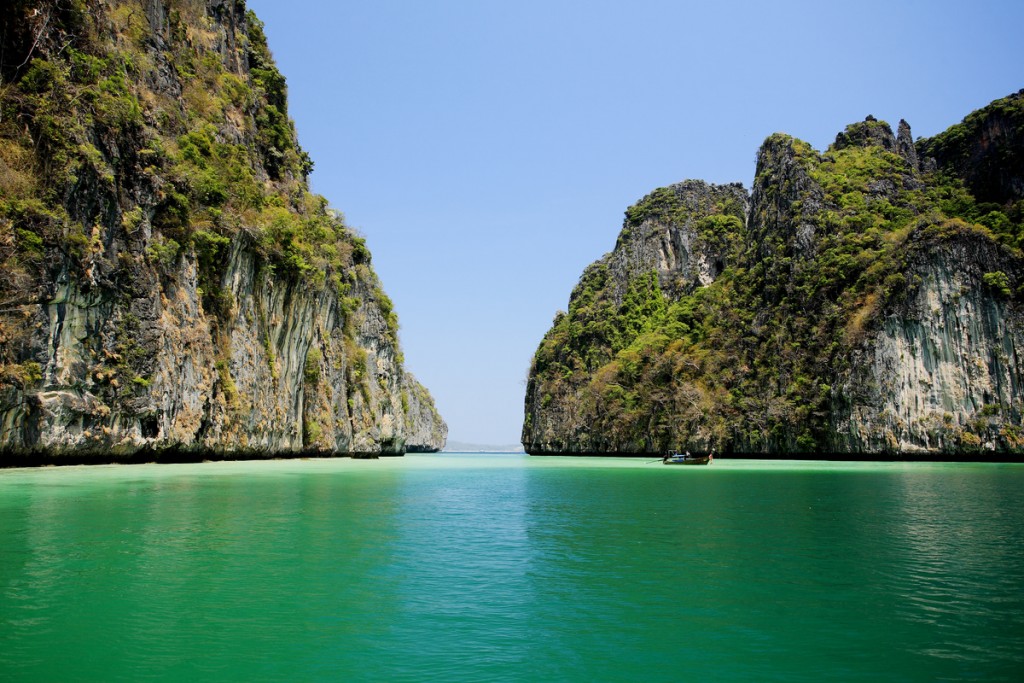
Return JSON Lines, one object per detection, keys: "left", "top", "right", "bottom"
{"left": 918, "top": 89, "right": 1024, "bottom": 211}
{"left": 0, "top": 3, "right": 374, "bottom": 317}
{"left": 524, "top": 92, "right": 1024, "bottom": 456}
{"left": 0, "top": 1, "right": 444, "bottom": 458}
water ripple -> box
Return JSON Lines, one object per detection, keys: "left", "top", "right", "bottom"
{"left": 1, "top": 458, "right": 1023, "bottom": 681}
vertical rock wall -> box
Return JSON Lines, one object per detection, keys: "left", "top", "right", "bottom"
{"left": 0, "top": 0, "right": 446, "bottom": 461}
{"left": 524, "top": 92, "right": 1024, "bottom": 458}
{"left": 832, "top": 234, "right": 1024, "bottom": 453}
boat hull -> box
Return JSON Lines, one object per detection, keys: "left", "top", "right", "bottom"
{"left": 663, "top": 455, "right": 712, "bottom": 465}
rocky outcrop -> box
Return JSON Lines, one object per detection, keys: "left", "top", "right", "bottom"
{"left": 524, "top": 92, "right": 1024, "bottom": 458}
{"left": 832, "top": 230, "right": 1024, "bottom": 453}
{"left": 748, "top": 134, "right": 824, "bottom": 263}
{"left": 918, "top": 89, "right": 1024, "bottom": 204}
{"left": 402, "top": 372, "right": 447, "bottom": 452}
{"left": 613, "top": 181, "right": 749, "bottom": 297}
{"left": 522, "top": 181, "right": 748, "bottom": 455}
{"left": 897, "top": 119, "right": 920, "bottom": 171}
{"left": 0, "top": 0, "right": 445, "bottom": 461}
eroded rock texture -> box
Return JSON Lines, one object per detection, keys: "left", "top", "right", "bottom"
{"left": 0, "top": 1, "right": 446, "bottom": 461}
{"left": 525, "top": 92, "right": 1024, "bottom": 457}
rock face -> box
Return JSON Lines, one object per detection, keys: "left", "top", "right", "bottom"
{"left": 918, "top": 89, "right": 1024, "bottom": 204}
{"left": 403, "top": 372, "right": 447, "bottom": 452}
{"left": 523, "top": 180, "right": 747, "bottom": 454}
{"left": 524, "top": 91, "right": 1024, "bottom": 457}
{"left": 0, "top": 0, "right": 445, "bottom": 461}
{"left": 832, "top": 231, "right": 1024, "bottom": 453}
{"left": 614, "top": 180, "right": 748, "bottom": 296}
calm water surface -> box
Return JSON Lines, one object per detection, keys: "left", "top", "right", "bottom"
{"left": 1, "top": 454, "right": 1022, "bottom": 681}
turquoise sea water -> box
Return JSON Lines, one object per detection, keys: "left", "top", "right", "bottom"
{"left": 1, "top": 454, "right": 1022, "bottom": 681}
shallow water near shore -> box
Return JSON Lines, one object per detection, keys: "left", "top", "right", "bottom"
{"left": 2, "top": 454, "right": 1022, "bottom": 681}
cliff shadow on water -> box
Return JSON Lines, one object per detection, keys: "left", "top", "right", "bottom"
{"left": 524, "top": 92, "right": 1024, "bottom": 460}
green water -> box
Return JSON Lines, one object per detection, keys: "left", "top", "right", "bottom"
{"left": 1, "top": 455, "right": 1022, "bottom": 682}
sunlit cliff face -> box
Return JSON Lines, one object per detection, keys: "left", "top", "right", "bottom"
{"left": 0, "top": 1, "right": 445, "bottom": 460}
{"left": 525, "top": 94, "right": 1024, "bottom": 457}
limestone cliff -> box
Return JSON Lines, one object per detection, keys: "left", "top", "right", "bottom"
{"left": 0, "top": 0, "right": 446, "bottom": 461}
{"left": 402, "top": 372, "right": 447, "bottom": 453}
{"left": 524, "top": 91, "right": 1024, "bottom": 457}
{"left": 918, "top": 89, "right": 1024, "bottom": 205}
{"left": 523, "top": 180, "right": 747, "bottom": 454}
{"left": 832, "top": 229, "right": 1024, "bottom": 453}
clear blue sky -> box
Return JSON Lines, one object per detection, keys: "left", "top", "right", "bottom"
{"left": 245, "top": 0, "right": 1024, "bottom": 446}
